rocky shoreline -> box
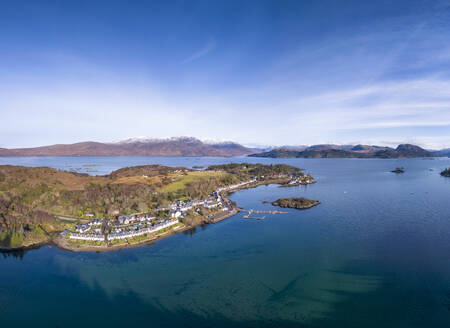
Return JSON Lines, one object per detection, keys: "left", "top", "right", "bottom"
{"left": 0, "top": 240, "right": 49, "bottom": 253}
{"left": 1, "top": 201, "right": 243, "bottom": 253}
{"left": 54, "top": 204, "right": 241, "bottom": 252}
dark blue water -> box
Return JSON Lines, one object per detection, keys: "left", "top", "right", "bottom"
{"left": 1, "top": 156, "right": 450, "bottom": 327}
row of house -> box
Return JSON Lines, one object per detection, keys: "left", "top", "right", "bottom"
{"left": 117, "top": 213, "right": 156, "bottom": 225}
{"left": 74, "top": 218, "right": 103, "bottom": 233}
{"left": 203, "top": 199, "right": 222, "bottom": 209}
{"left": 70, "top": 219, "right": 179, "bottom": 242}
{"left": 75, "top": 224, "right": 91, "bottom": 233}
{"left": 167, "top": 193, "right": 225, "bottom": 218}
{"left": 158, "top": 184, "right": 229, "bottom": 216}
{"left": 215, "top": 178, "right": 257, "bottom": 193}
{"left": 108, "top": 218, "right": 179, "bottom": 241}
{"left": 287, "top": 176, "right": 314, "bottom": 185}
{"left": 89, "top": 219, "right": 103, "bottom": 226}
{"left": 69, "top": 233, "right": 105, "bottom": 241}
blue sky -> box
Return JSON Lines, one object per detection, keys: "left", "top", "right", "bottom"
{"left": 1, "top": 0, "right": 450, "bottom": 149}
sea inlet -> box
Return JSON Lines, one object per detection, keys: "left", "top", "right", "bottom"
{"left": 1, "top": 156, "right": 450, "bottom": 327}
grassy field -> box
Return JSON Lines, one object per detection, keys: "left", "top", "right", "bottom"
{"left": 112, "top": 175, "right": 163, "bottom": 185}
{"left": 163, "top": 171, "right": 227, "bottom": 193}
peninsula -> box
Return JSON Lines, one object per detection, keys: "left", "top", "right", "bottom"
{"left": 0, "top": 163, "right": 315, "bottom": 251}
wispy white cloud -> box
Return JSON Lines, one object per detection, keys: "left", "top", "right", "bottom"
{"left": 2, "top": 43, "right": 450, "bottom": 149}
{"left": 285, "top": 78, "right": 450, "bottom": 128}
{"left": 2, "top": 73, "right": 450, "bottom": 148}
{"left": 182, "top": 39, "right": 216, "bottom": 63}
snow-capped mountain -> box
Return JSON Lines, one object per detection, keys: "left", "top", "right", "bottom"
{"left": 0, "top": 137, "right": 258, "bottom": 157}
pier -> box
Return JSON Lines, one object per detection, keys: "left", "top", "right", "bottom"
{"left": 244, "top": 215, "right": 265, "bottom": 220}
{"left": 242, "top": 209, "right": 288, "bottom": 220}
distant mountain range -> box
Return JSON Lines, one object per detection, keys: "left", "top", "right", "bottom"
{"left": 0, "top": 137, "right": 257, "bottom": 157}
{"left": 1, "top": 138, "right": 448, "bottom": 158}
{"left": 249, "top": 144, "right": 439, "bottom": 158}
{"left": 433, "top": 148, "right": 450, "bottom": 157}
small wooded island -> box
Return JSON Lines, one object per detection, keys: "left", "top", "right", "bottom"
{"left": 271, "top": 197, "right": 320, "bottom": 210}
{"left": 441, "top": 168, "right": 450, "bottom": 177}
{"left": 0, "top": 163, "right": 315, "bottom": 251}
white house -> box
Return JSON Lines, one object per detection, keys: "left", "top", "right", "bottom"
{"left": 170, "top": 210, "right": 182, "bottom": 218}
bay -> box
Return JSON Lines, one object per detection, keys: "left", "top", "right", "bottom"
{"left": 1, "top": 156, "right": 450, "bottom": 327}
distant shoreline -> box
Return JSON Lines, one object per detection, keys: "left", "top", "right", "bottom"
{"left": 250, "top": 144, "right": 439, "bottom": 159}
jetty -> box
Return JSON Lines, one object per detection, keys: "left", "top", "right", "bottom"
{"left": 244, "top": 215, "right": 265, "bottom": 220}
{"left": 244, "top": 209, "right": 288, "bottom": 214}
{"left": 242, "top": 209, "right": 288, "bottom": 220}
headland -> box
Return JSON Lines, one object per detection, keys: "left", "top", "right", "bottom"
{"left": 0, "top": 163, "right": 315, "bottom": 252}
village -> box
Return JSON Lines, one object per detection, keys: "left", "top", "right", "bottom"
{"left": 64, "top": 177, "right": 261, "bottom": 245}
{"left": 64, "top": 171, "right": 313, "bottom": 247}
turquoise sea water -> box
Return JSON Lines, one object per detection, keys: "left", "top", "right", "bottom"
{"left": 1, "top": 156, "right": 450, "bottom": 327}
